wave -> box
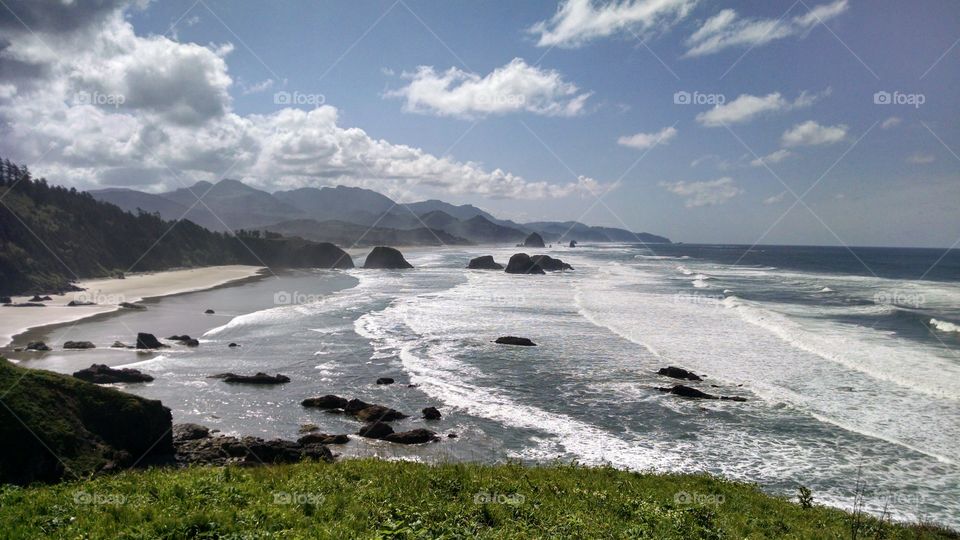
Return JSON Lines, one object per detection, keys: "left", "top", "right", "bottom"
{"left": 931, "top": 318, "right": 960, "bottom": 333}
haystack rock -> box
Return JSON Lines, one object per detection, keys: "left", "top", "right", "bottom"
{"left": 363, "top": 246, "right": 413, "bottom": 269}
{"left": 523, "top": 232, "right": 545, "bottom": 248}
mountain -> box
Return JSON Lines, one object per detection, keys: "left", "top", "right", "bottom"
{"left": 523, "top": 221, "right": 670, "bottom": 244}
{"left": 159, "top": 179, "right": 306, "bottom": 231}
{"left": 419, "top": 212, "right": 527, "bottom": 244}
{"left": 89, "top": 188, "right": 190, "bottom": 218}
{"left": 0, "top": 160, "right": 352, "bottom": 295}
{"left": 274, "top": 185, "right": 399, "bottom": 221}
{"left": 265, "top": 219, "right": 470, "bottom": 247}
{"left": 405, "top": 200, "right": 495, "bottom": 222}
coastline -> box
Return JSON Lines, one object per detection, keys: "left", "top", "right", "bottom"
{"left": 0, "top": 265, "right": 267, "bottom": 348}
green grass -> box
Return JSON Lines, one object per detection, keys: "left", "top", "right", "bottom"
{"left": 0, "top": 459, "right": 955, "bottom": 539}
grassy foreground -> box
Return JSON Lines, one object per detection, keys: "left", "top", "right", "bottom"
{"left": 0, "top": 460, "right": 954, "bottom": 539}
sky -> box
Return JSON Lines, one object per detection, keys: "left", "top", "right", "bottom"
{"left": 0, "top": 0, "right": 958, "bottom": 247}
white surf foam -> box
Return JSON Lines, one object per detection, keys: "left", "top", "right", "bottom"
{"left": 931, "top": 318, "right": 960, "bottom": 333}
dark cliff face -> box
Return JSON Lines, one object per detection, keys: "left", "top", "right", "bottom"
{"left": 0, "top": 358, "right": 173, "bottom": 485}
{"left": 363, "top": 246, "right": 413, "bottom": 269}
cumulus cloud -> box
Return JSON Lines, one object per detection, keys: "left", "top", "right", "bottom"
{"left": 0, "top": 7, "right": 608, "bottom": 201}
{"left": 750, "top": 149, "right": 794, "bottom": 167}
{"left": 385, "top": 58, "right": 591, "bottom": 118}
{"left": 685, "top": 0, "right": 848, "bottom": 57}
{"left": 529, "top": 0, "right": 697, "bottom": 48}
{"left": 660, "top": 177, "right": 742, "bottom": 207}
{"left": 696, "top": 89, "right": 827, "bottom": 127}
{"left": 781, "top": 120, "right": 848, "bottom": 147}
{"left": 763, "top": 191, "right": 788, "bottom": 204}
{"left": 617, "top": 126, "right": 677, "bottom": 150}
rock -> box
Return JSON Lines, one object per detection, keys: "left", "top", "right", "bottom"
{"left": 467, "top": 255, "right": 504, "bottom": 270}
{"left": 111, "top": 341, "right": 132, "bottom": 348}
{"left": 569, "top": 240, "right": 577, "bottom": 248}
{"left": 72, "top": 364, "right": 154, "bottom": 384}
{"left": 384, "top": 429, "right": 439, "bottom": 445}
{"left": 174, "top": 434, "right": 333, "bottom": 466}
{"left": 657, "top": 384, "right": 746, "bottom": 402}
{"left": 376, "top": 377, "right": 395, "bottom": 385}
{"left": 504, "top": 253, "right": 545, "bottom": 275}
{"left": 217, "top": 372, "right": 290, "bottom": 385}
{"left": 448, "top": 433, "right": 458, "bottom": 438}
{"left": 422, "top": 406, "right": 442, "bottom": 420}
{"left": 523, "top": 232, "right": 545, "bottom": 248}
{"left": 363, "top": 246, "right": 413, "bottom": 269}
{"left": 344, "top": 398, "right": 373, "bottom": 414}
{"left": 299, "top": 424, "right": 320, "bottom": 434}
{"left": 0, "top": 296, "right": 10, "bottom": 303}
{"left": 26, "top": 341, "right": 51, "bottom": 351}
{"left": 67, "top": 300, "right": 96, "bottom": 306}
{"left": 172, "top": 423, "right": 210, "bottom": 442}
{"left": 183, "top": 339, "right": 199, "bottom": 347}
{"left": 168, "top": 335, "right": 190, "bottom": 341}
{"left": 357, "top": 421, "right": 394, "bottom": 439}
{"left": 657, "top": 366, "right": 703, "bottom": 382}
{"left": 355, "top": 405, "right": 408, "bottom": 422}
{"left": 63, "top": 341, "right": 96, "bottom": 350}
{"left": 301, "top": 395, "right": 349, "bottom": 409}
{"left": 530, "top": 255, "right": 573, "bottom": 271}
{"left": 7, "top": 302, "right": 45, "bottom": 307}
{"left": 297, "top": 433, "right": 349, "bottom": 445}
{"left": 169, "top": 336, "right": 200, "bottom": 347}
{"left": 119, "top": 302, "right": 145, "bottom": 310}
{"left": 204, "top": 309, "right": 215, "bottom": 314}
{"left": 228, "top": 342, "right": 239, "bottom": 348}
{"left": 135, "top": 333, "right": 167, "bottom": 349}
{"left": 29, "top": 295, "right": 52, "bottom": 302}
{"left": 495, "top": 336, "right": 536, "bottom": 347}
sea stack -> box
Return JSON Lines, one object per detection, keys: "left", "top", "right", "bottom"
{"left": 504, "top": 253, "right": 545, "bottom": 274}
{"left": 363, "top": 246, "right": 413, "bottom": 269}
{"left": 523, "top": 232, "right": 545, "bottom": 248}
{"left": 467, "top": 255, "right": 504, "bottom": 270}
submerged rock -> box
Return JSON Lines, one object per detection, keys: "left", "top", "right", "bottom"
{"left": 119, "top": 302, "right": 145, "bottom": 310}
{"left": 376, "top": 377, "right": 395, "bottom": 385}
{"left": 657, "top": 366, "right": 703, "bottom": 382}
{"left": 504, "top": 253, "right": 545, "bottom": 275}
{"left": 495, "top": 336, "right": 537, "bottom": 347}
{"left": 657, "top": 384, "right": 746, "bottom": 402}
{"left": 135, "top": 333, "right": 167, "bottom": 349}
{"left": 63, "top": 341, "right": 96, "bottom": 350}
{"left": 523, "top": 232, "right": 545, "bottom": 248}
{"left": 467, "top": 255, "right": 504, "bottom": 270}
{"left": 363, "top": 246, "right": 413, "bottom": 269}
{"left": 73, "top": 364, "right": 154, "bottom": 384}
{"left": 384, "top": 429, "right": 439, "bottom": 445}
{"left": 214, "top": 372, "right": 290, "bottom": 384}
{"left": 67, "top": 300, "right": 95, "bottom": 306}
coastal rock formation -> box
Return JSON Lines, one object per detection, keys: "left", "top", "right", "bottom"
{"left": 111, "top": 341, "right": 132, "bottom": 348}
{"left": 301, "top": 395, "right": 349, "bottom": 409}
{"left": 504, "top": 253, "right": 545, "bottom": 274}
{"left": 422, "top": 406, "right": 442, "bottom": 420}
{"left": 385, "top": 429, "right": 440, "bottom": 444}
{"left": 119, "top": 302, "right": 145, "bottom": 310}
{"left": 344, "top": 398, "right": 373, "bottom": 413}
{"left": 569, "top": 240, "right": 577, "bottom": 248}
{"left": 0, "top": 358, "right": 172, "bottom": 484}
{"left": 172, "top": 423, "right": 210, "bottom": 441}
{"left": 204, "top": 309, "right": 215, "bottom": 314}
{"left": 26, "top": 341, "right": 51, "bottom": 351}
{"left": 357, "top": 421, "right": 394, "bottom": 439}
{"left": 212, "top": 372, "right": 291, "bottom": 384}
{"left": 0, "top": 296, "right": 10, "bottom": 303}
{"left": 530, "top": 255, "right": 573, "bottom": 271}
{"left": 67, "top": 300, "right": 96, "bottom": 306}
{"left": 657, "top": 384, "right": 747, "bottom": 402}
{"left": 523, "top": 232, "right": 545, "bottom": 248}
{"left": 6, "top": 302, "right": 46, "bottom": 307}
{"left": 169, "top": 335, "right": 200, "bottom": 347}
{"left": 376, "top": 377, "right": 395, "bottom": 385}
{"left": 355, "top": 404, "right": 408, "bottom": 422}
{"left": 135, "top": 333, "right": 167, "bottom": 349}
{"left": 297, "top": 433, "right": 349, "bottom": 445}
{"left": 173, "top": 432, "right": 333, "bottom": 466}
{"left": 495, "top": 336, "right": 537, "bottom": 347}
{"left": 657, "top": 366, "right": 703, "bottom": 382}
{"left": 467, "top": 256, "right": 504, "bottom": 270}
{"left": 73, "top": 364, "right": 155, "bottom": 384}
{"left": 63, "top": 341, "right": 96, "bottom": 350}
{"left": 30, "top": 295, "right": 52, "bottom": 302}
{"left": 363, "top": 246, "right": 413, "bottom": 269}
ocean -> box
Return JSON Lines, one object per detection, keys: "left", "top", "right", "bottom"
{"left": 9, "top": 243, "right": 960, "bottom": 527}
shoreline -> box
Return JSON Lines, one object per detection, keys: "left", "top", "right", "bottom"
{"left": 0, "top": 265, "right": 267, "bottom": 348}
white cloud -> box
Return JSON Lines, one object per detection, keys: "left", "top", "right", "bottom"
{"left": 0, "top": 10, "right": 610, "bottom": 201}
{"left": 763, "top": 191, "right": 787, "bottom": 204}
{"left": 781, "top": 121, "right": 847, "bottom": 147}
{"left": 696, "top": 89, "right": 827, "bottom": 127}
{"left": 685, "top": 0, "right": 849, "bottom": 57}
{"left": 660, "top": 177, "right": 742, "bottom": 207}
{"left": 529, "top": 0, "right": 697, "bottom": 48}
{"left": 907, "top": 152, "right": 935, "bottom": 164}
{"left": 617, "top": 126, "right": 677, "bottom": 150}
{"left": 240, "top": 78, "right": 275, "bottom": 95}
{"left": 881, "top": 116, "right": 901, "bottom": 129}
{"left": 386, "top": 58, "right": 591, "bottom": 118}
{"left": 750, "top": 149, "right": 794, "bottom": 167}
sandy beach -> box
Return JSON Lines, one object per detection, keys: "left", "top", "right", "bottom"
{"left": 0, "top": 265, "right": 265, "bottom": 347}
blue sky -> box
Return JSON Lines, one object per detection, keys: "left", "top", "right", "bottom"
{"left": 1, "top": 0, "right": 958, "bottom": 246}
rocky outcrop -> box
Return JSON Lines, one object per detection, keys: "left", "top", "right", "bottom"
{"left": 67, "top": 300, "right": 96, "bottom": 306}
{"left": 467, "top": 255, "right": 504, "bottom": 270}
{"left": 173, "top": 432, "right": 333, "bottom": 466}
{"left": 6, "top": 302, "right": 46, "bottom": 307}
{"left": 376, "top": 377, "right": 395, "bottom": 385}
{"left": 363, "top": 246, "right": 413, "bottom": 269}
{"left": 119, "top": 302, "right": 145, "bottom": 310}
{"left": 523, "top": 232, "right": 545, "bottom": 248}
{"left": 355, "top": 404, "right": 408, "bottom": 422}
{"left": 172, "top": 423, "right": 210, "bottom": 441}
{"left": 63, "top": 341, "right": 96, "bottom": 350}
{"left": 168, "top": 335, "right": 200, "bottom": 347}
{"left": 530, "top": 255, "right": 573, "bottom": 271}
{"left": 422, "top": 406, "right": 442, "bottom": 420}
{"left": 30, "top": 295, "right": 52, "bottom": 302}
{"left": 568, "top": 240, "right": 577, "bottom": 248}
{"left": 357, "top": 421, "right": 394, "bottom": 439}
{"left": 204, "top": 309, "right": 215, "bottom": 314}
{"left": 657, "top": 384, "right": 746, "bottom": 402}
{"left": 385, "top": 429, "right": 440, "bottom": 445}
{"left": 26, "top": 341, "right": 51, "bottom": 351}
{"left": 297, "top": 433, "right": 349, "bottom": 445}
{"left": 504, "top": 253, "right": 545, "bottom": 275}
{"left": 73, "top": 364, "right": 155, "bottom": 384}
{"left": 301, "top": 394, "right": 349, "bottom": 409}
{"left": 211, "top": 372, "right": 290, "bottom": 384}
{"left": 657, "top": 367, "right": 703, "bottom": 382}
{"left": 495, "top": 336, "right": 537, "bottom": 346}
{"left": 135, "top": 333, "right": 167, "bottom": 349}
